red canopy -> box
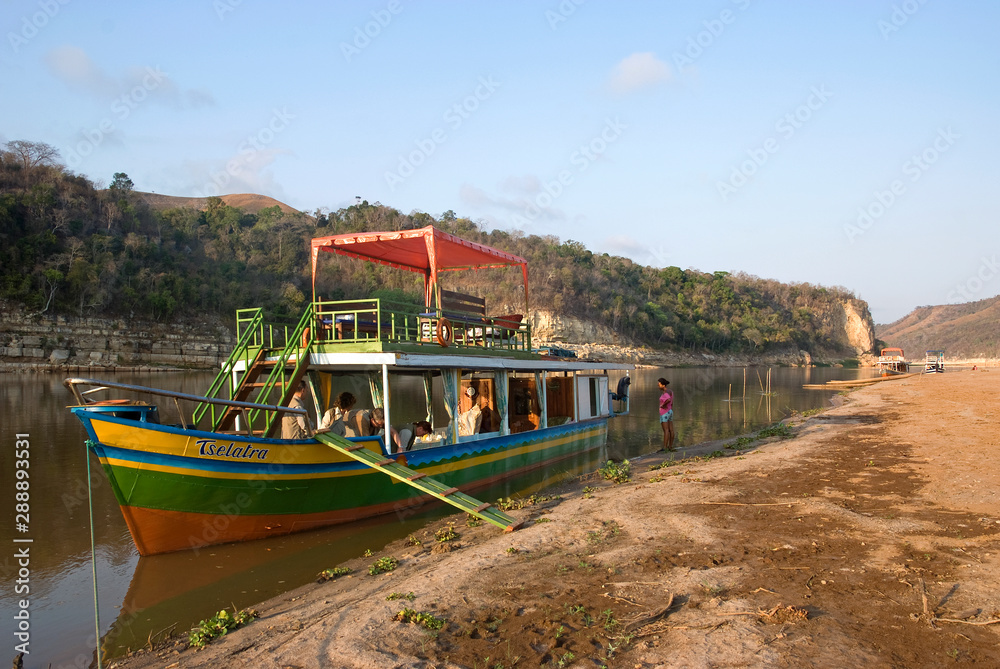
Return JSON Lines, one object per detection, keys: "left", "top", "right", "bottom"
{"left": 311, "top": 226, "right": 529, "bottom": 310}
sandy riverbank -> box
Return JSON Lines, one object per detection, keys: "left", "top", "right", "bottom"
{"left": 113, "top": 370, "right": 1000, "bottom": 668}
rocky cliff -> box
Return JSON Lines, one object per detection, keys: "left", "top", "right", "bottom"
{"left": 0, "top": 307, "right": 233, "bottom": 371}
{"left": 831, "top": 299, "right": 877, "bottom": 355}
{"left": 531, "top": 296, "right": 876, "bottom": 365}
{"left": 529, "top": 311, "right": 621, "bottom": 346}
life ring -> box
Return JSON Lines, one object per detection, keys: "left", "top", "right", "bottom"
{"left": 436, "top": 318, "right": 453, "bottom": 347}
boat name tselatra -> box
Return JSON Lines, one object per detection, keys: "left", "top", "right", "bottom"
{"left": 196, "top": 439, "right": 269, "bottom": 460}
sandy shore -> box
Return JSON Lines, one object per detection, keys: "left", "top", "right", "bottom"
{"left": 113, "top": 370, "right": 1000, "bottom": 668}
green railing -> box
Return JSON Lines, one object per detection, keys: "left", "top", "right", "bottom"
{"left": 195, "top": 306, "right": 314, "bottom": 434}
{"left": 250, "top": 304, "right": 315, "bottom": 437}
{"left": 193, "top": 308, "right": 265, "bottom": 427}
{"left": 313, "top": 299, "right": 531, "bottom": 352}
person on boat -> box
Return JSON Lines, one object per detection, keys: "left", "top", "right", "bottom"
{"left": 658, "top": 377, "right": 675, "bottom": 451}
{"left": 458, "top": 386, "right": 483, "bottom": 436}
{"left": 318, "top": 391, "right": 356, "bottom": 436}
{"left": 477, "top": 394, "right": 500, "bottom": 433}
{"left": 368, "top": 407, "right": 386, "bottom": 435}
{"left": 342, "top": 406, "right": 383, "bottom": 437}
{"left": 390, "top": 420, "right": 433, "bottom": 452}
{"left": 281, "top": 381, "right": 313, "bottom": 440}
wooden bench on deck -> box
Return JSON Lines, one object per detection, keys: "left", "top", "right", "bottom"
{"left": 438, "top": 290, "right": 487, "bottom": 321}
{"left": 420, "top": 290, "right": 486, "bottom": 345}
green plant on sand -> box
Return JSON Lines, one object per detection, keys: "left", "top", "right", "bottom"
{"left": 188, "top": 608, "right": 259, "bottom": 649}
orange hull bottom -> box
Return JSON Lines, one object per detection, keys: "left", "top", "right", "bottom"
{"left": 120, "top": 500, "right": 417, "bottom": 556}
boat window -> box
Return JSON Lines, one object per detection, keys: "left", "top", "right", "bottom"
{"left": 576, "top": 375, "right": 609, "bottom": 419}
{"left": 508, "top": 373, "right": 540, "bottom": 434}
{"left": 545, "top": 373, "right": 574, "bottom": 426}
{"left": 459, "top": 372, "right": 499, "bottom": 435}
{"left": 313, "top": 372, "right": 380, "bottom": 437}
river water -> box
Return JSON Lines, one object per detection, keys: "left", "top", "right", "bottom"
{"left": 0, "top": 365, "right": 874, "bottom": 667}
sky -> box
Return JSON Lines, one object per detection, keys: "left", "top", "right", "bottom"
{"left": 2, "top": 0, "right": 998, "bottom": 324}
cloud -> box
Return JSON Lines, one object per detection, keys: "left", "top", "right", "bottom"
{"left": 459, "top": 180, "right": 569, "bottom": 226}
{"left": 459, "top": 183, "right": 495, "bottom": 208}
{"left": 603, "top": 234, "right": 672, "bottom": 267}
{"left": 181, "top": 147, "right": 291, "bottom": 199}
{"left": 44, "top": 45, "right": 215, "bottom": 108}
{"left": 185, "top": 88, "right": 216, "bottom": 108}
{"left": 609, "top": 52, "right": 671, "bottom": 94}
{"left": 45, "top": 45, "right": 118, "bottom": 97}
{"left": 499, "top": 175, "right": 541, "bottom": 194}
{"left": 603, "top": 234, "right": 648, "bottom": 257}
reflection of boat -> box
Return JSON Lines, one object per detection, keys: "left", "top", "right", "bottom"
{"left": 923, "top": 349, "right": 945, "bottom": 373}
{"left": 876, "top": 347, "right": 909, "bottom": 376}
{"left": 100, "top": 441, "right": 605, "bottom": 658}
{"left": 66, "top": 226, "right": 632, "bottom": 556}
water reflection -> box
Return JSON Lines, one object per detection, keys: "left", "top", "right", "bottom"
{"left": 0, "top": 366, "right": 865, "bottom": 666}
{"left": 606, "top": 366, "right": 876, "bottom": 458}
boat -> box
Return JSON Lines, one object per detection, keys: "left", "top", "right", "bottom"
{"left": 65, "top": 226, "right": 632, "bottom": 556}
{"left": 876, "top": 347, "right": 909, "bottom": 376}
{"left": 923, "top": 349, "right": 945, "bottom": 373}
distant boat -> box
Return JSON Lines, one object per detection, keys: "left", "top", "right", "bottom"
{"left": 923, "top": 349, "right": 945, "bottom": 373}
{"left": 876, "top": 347, "right": 909, "bottom": 376}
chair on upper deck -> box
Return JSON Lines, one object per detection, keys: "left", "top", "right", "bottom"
{"left": 469, "top": 314, "right": 524, "bottom": 346}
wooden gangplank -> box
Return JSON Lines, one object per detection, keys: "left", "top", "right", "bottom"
{"left": 313, "top": 432, "right": 522, "bottom": 532}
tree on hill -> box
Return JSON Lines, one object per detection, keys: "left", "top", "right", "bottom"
{"left": 0, "top": 138, "right": 868, "bottom": 355}
{"left": 2, "top": 140, "right": 60, "bottom": 171}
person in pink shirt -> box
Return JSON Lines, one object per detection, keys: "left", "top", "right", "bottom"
{"left": 657, "top": 378, "right": 675, "bottom": 451}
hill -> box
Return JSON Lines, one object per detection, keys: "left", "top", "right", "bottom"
{"left": 0, "top": 139, "right": 874, "bottom": 361}
{"left": 876, "top": 295, "right": 1000, "bottom": 360}
{"left": 138, "top": 192, "right": 300, "bottom": 215}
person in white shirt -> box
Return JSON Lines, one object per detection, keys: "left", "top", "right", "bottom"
{"left": 458, "top": 386, "right": 483, "bottom": 436}
{"left": 318, "top": 391, "right": 356, "bottom": 436}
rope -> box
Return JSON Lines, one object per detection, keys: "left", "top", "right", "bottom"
{"left": 86, "top": 440, "right": 103, "bottom": 669}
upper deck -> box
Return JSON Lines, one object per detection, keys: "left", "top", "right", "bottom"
{"left": 237, "top": 297, "right": 537, "bottom": 363}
